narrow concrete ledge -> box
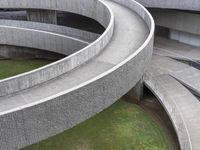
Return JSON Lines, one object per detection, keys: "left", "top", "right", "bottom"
{"left": 145, "top": 74, "right": 200, "bottom": 150}
{"left": 0, "top": 0, "right": 114, "bottom": 97}
{"left": 0, "top": 20, "right": 100, "bottom": 43}
{"left": 135, "top": 0, "right": 200, "bottom": 11}
{"left": 0, "top": 0, "right": 154, "bottom": 149}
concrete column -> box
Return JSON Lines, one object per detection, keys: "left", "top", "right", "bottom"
{"left": 125, "top": 79, "right": 144, "bottom": 103}
{"left": 27, "top": 9, "right": 57, "bottom": 24}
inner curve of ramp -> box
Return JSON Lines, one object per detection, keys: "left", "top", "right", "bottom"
{"left": 144, "top": 74, "right": 200, "bottom": 150}
{"left": 0, "top": 0, "right": 154, "bottom": 149}
{"left": 144, "top": 55, "right": 200, "bottom": 150}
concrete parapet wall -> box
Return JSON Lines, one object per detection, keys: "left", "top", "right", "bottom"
{"left": 0, "top": 20, "right": 100, "bottom": 42}
{"left": 0, "top": 26, "right": 88, "bottom": 55}
{"left": 151, "top": 9, "right": 200, "bottom": 36}
{"left": 27, "top": 9, "right": 57, "bottom": 24}
{"left": 0, "top": 0, "right": 114, "bottom": 97}
{"left": 0, "top": 0, "right": 111, "bottom": 28}
{"left": 0, "top": 0, "right": 154, "bottom": 149}
{"left": 145, "top": 75, "right": 193, "bottom": 150}
{"left": 135, "top": 0, "right": 200, "bottom": 11}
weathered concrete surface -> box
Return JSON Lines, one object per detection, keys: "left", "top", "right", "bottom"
{"left": 0, "top": 0, "right": 111, "bottom": 28}
{"left": 145, "top": 54, "right": 200, "bottom": 101}
{"left": 0, "top": 20, "right": 100, "bottom": 42}
{"left": 27, "top": 10, "right": 57, "bottom": 24}
{"left": 169, "top": 29, "right": 200, "bottom": 47}
{"left": 135, "top": 0, "right": 200, "bottom": 11}
{"left": 154, "top": 37, "right": 200, "bottom": 62}
{"left": 150, "top": 9, "right": 200, "bottom": 36}
{"left": 0, "top": 0, "right": 154, "bottom": 149}
{"left": 145, "top": 74, "right": 200, "bottom": 150}
{"left": 144, "top": 55, "right": 190, "bottom": 80}
{"left": 0, "top": 26, "right": 88, "bottom": 55}
{"left": 171, "top": 68, "right": 200, "bottom": 97}
{"left": 0, "top": 0, "right": 114, "bottom": 97}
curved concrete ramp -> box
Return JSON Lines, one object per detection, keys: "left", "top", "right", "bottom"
{"left": 154, "top": 37, "right": 200, "bottom": 62}
{"left": 0, "top": 0, "right": 154, "bottom": 149}
{"left": 146, "top": 54, "right": 200, "bottom": 98}
{"left": 144, "top": 74, "right": 200, "bottom": 150}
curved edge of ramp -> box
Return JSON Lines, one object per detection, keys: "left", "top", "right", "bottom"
{"left": 0, "top": 0, "right": 154, "bottom": 149}
{"left": 144, "top": 74, "right": 200, "bottom": 150}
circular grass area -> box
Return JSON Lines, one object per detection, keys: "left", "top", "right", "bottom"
{"left": 22, "top": 100, "right": 172, "bottom": 150}
{"left": 0, "top": 59, "right": 53, "bottom": 79}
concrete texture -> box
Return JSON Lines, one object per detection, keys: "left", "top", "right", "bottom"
{"left": 169, "top": 29, "right": 200, "bottom": 47}
{"left": 0, "top": 0, "right": 114, "bottom": 97}
{"left": 0, "top": 0, "right": 154, "bottom": 149}
{"left": 150, "top": 9, "right": 200, "bottom": 36}
{"left": 0, "top": 26, "right": 88, "bottom": 55}
{"left": 145, "top": 74, "right": 200, "bottom": 150}
{"left": 0, "top": 20, "right": 100, "bottom": 43}
{"left": 27, "top": 10, "right": 57, "bottom": 24}
{"left": 154, "top": 36, "right": 200, "bottom": 62}
{"left": 145, "top": 54, "right": 200, "bottom": 104}
{"left": 135, "top": 0, "right": 200, "bottom": 11}
{"left": 0, "top": 0, "right": 111, "bottom": 28}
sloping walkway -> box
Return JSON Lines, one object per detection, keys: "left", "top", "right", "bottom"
{"left": 145, "top": 74, "right": 200, "bottom": 150}
{"left": 0, "top": 0, "right": 149, "bottom": 115}
{"left": 154, "top": 36, "right": 200, "bottom": 62}
{"left": 144, "top": 55, "right": 200, "bottom": 97}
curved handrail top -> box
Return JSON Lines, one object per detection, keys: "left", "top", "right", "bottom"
{"left": 0, "top": 0, "right": 154, "bottom": 115}
{"left": 0, "top": 0, "right": 114, "bottom": 93}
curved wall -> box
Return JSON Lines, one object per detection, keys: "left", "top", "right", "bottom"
{"left": 151, "top": 9, "right": 200, "bottom": 36}
{"left": 0, "top": 0, "right": 154, "bottom": 149}
{"left": 0, "top": 26, "right": 88, "bottom": 55}
{"left": 0, "top": 0, "right": 111, "bottom": 27}
{"left": 135, "top": 0, "right": 200, "bottom": 11}
{"left": 145, "top": 76, "right": 193, "bottom": 150}
{"left": 0, "top": 0, "right": 114, "bottom": 97}
{"left": 0, "top": 20, "right": 100, "bottom": 42}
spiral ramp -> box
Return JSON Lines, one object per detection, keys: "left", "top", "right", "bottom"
{"left": 0, "top": 0, "right": 154, "bottom": 149}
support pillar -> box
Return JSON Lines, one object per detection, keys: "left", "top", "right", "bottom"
{"left": 125, "top": 79, "right": 144, "bottom": 103}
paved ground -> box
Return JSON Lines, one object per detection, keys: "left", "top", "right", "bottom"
{"left": 0, "top": 0, "right": 149, "bottom": 114}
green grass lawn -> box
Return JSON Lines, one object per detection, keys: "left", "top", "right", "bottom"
{"left": 22, "top": 100, "right": 171, "bottom": 150}
{"left": 0, "top": 59, "right": 52, "bottom": 79}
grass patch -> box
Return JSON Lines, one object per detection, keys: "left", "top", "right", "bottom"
{"left": 0, "top": 59, "right": 52, "bottom": 79}
{"left": 22, "top": 100, "right": 171, "bottom": 150}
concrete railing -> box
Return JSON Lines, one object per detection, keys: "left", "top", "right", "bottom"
{"left": 135, "top": 0, "right": 200, "bottom": 11}
{"left": 0, "top": 0, "right": 114, "bottom": 97}
{"left": 0, "top": 20, "right": 100, "bottom": 42}
{"left": 0, "top": 0, "right": 111, "bottom": 27}
{"left": 144, "top": 76, "right": 192, "bottom": 150}
{"left": 0, "top": 0, "right": 154, "bottom": 149}
{"left": 0, "top": 26, "right": 88, "bottom": 55}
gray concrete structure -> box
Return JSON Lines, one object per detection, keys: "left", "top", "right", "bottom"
{"left": 151, "top": 9, "right": 200, "bottom": 36}
{"left": 0, "top": 0, "right": 154, "bottom": 149}
{"left": 145, "top": 75, "right": 200, "bottom": 150}
{"left": 154, "top": 37, "right": 200, "bottom": 62}
{"left": 0, "top": 0, "right": 114, "bottom": 97}
{"left": 135, "top": 0, "right": 200, "bottom": 11}
{"left": 27, "top": 10, "right": 57, "bottom": 24}
{"left": 0, "top": 20, "right": 100, "bottom": 42}
{"left": 0, "top": 26, "right": 88, "bottom": 55}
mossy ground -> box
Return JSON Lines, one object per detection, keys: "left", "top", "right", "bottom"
{"left": 22, "top": 100, "right": 171, "bottom": 150}
{"left": 0, "top": 59, "right": 52, "bottom": 79}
